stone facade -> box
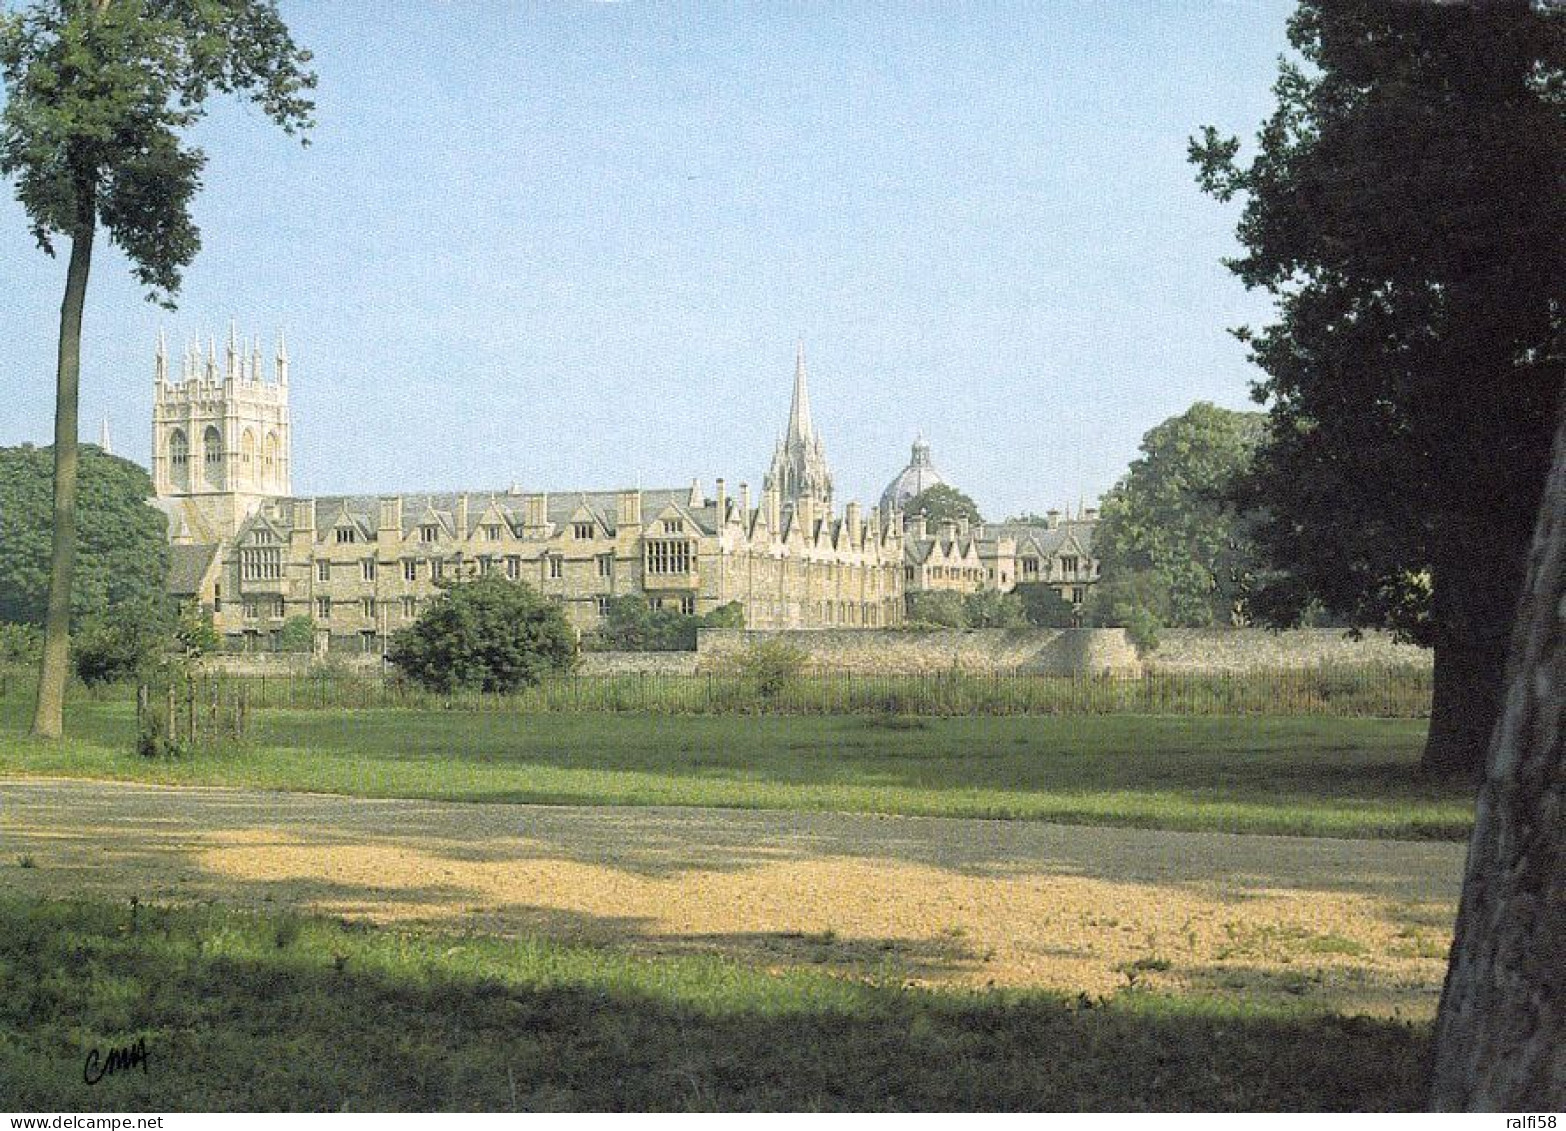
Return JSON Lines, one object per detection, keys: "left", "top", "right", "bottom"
{"left": 884, "top": 438, "right": 1102, "bottom": 612}
{"left": 155, "top": 331, "right": 904, "bottom": 651}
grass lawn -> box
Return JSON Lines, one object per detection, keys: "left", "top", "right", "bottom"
{"left": 0, "top": 695, "right": 1472, "bottom": 839}
{"left": 0, "top": 895, "right": 1430, "bottom": 1111}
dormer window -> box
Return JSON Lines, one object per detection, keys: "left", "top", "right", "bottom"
{"left": 420, "top": 524, "right": 439, "bottom": 543}
{"left": 335, "top": 526, "right": 356, "bottom": 544}
{"left": 661, "top": 519, "right": 684, "bottom": 534}
{"left": 483, "top": 524, "right": 503, "bottom": 541}
{"left": 573, "top": 522, "right": 594, "bottom": 540}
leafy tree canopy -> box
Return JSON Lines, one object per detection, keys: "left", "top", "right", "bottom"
{"left": 2, "top": 0, "right": 314, "bottom": 738}
{"left": 1093, "top": 403, "right": 1266, "bottom": 629}
{"left": 0, "top": 444, "right": 168, "bottom": 627}
{"left": 905, "top": 590, "right": 1029, "bottom": 629}
{"left": 588, "top": 597, "right": 743, "bottom": 652}
{"left": 1086, "top": 570, "right": 1171, "bottom": 655}
{"left": 964, "top": 589, "right": 1028, "bottom": 628}
{"left": 1012, "top": 582, "right": 1079, "bottom": 629}
{"left": 903, "top": 484, "right": 983, "bottom": 527}
{"left": 1190, "top": 1, "right": 1565, "bottom": 776}
{"left": 387, "top": 576, "right": 576, "bottom": 694}
{"left": 1, "top": 0, "right": 315, "bottom": 302}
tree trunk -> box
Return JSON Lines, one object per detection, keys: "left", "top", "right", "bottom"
{"left": 1421, "top": 521, "right": 1532, "bottom": 781}
{"left": 29, "top": 216, "right": 95, "bottom": 740}
{"left": 1429, "top": 387, "right": 1566, "bottom": 1109}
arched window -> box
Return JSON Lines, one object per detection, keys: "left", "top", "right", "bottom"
{"left": 263, "top": 431, "right": 278, "bottom": 479}
{"left": 240, "top": 429, "right": 257, "bottom": 486}
{"left": 167, "top": 429, "right": 189, "bottom": 491}
{"left": 203, "top": 426, "right": 224, "bottom": 490}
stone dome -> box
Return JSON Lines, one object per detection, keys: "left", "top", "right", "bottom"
{"left": 880, "top": 437, "right": 948, "bottom": 512}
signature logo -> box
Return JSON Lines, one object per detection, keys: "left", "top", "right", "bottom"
{"left": 83, "top": 1037, "right": 149, "bottom": 1085}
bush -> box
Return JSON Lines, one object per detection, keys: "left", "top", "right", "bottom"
{"left": 0, "top": 623, "right": 41, "bottom": 666}
{"left": 586, "top": 597, "right": 744, "bottom": 652}
{"left": 905, "top": 591, "right": 969, "bottom": 628}
{"left": 72, "top": 605, "right": 171, "bottom": 686}
{"left": 1013, "top": 583, "right": 1080, "bottom": 628}
{"left": 387, "top": 575, "right": 576, "bottom": 693}
{"left": 726, "top": 638, "right": 810, "bottom": 699}
{"left": 276, "top": 615, "right": 316, "bottom": 653}
{"left": 964, "top": 590, "right": 1028, "bottom": 628}
{"left": 1087, "top": 571, "right": 1169, "bottom": 656}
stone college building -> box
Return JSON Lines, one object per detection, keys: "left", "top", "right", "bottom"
{"left": 157, "top": 332, "right": 908, "bottom": 651}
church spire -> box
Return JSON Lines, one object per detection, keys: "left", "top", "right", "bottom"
{"left": 765, "top": 341, "right": 834, "bottom": 518}
{"left": 787, "top": 340, "right": 814, "bottom": 445}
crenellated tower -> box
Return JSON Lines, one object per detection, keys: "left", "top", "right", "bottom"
{"left": 152, "top": 323, "right": 292, "bottom": 542}
{"left": 763, "top": 342, "right": 834, "bottom": 521}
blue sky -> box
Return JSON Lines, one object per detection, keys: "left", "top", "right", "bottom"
{"left": 0, "top": 0, "right": 1292, "bottom": 519}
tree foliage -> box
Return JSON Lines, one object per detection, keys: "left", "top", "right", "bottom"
{"left": 0, "top": 443, "right": 168, "bottom": 627}
{"left": 1012, "top": 582, "right": 1079, "bottom": 629}
{"left": 724, "top": 637, "right": 810, "bottom": 699}
{"left": 1086, "top": 570, "right": 1171, "bottom": 655}
{"left": 1190, "top": 1, "right": 1565, "bottom": 775}
{"left": 905, "top": 590, "right": 1029, "bottom": 629}
{"left": 903, "top": 484, "right": 984, "bottom": 527}
{"left": 1093, "top": 403, "right": 1266, "bottom": 629}
{"left": 1, "top": 0, "right": 315, "bottom": 301}
{"left": 275, "top": 614, "right": 314, "bottom": 653}
{"left": 1, "top": 0, "right": 314, "bottom": 737}
{"left": 387, "top": 576, "right": 576, "bottom": 694}
{"left": 588, "top": 597, "right": 743, "bottom": 652}
{"left": 71, "top": 599, "right": 166, "bottom": 685}
{"left": 70, "top": 597, "right": 208, "bottom": 685}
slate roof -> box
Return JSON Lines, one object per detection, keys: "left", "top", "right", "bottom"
{"left": 167, "top": 543, "right": 219, "bottom": 596}
{"left": 261, "top": 488, "right": 722, "bottom": 539}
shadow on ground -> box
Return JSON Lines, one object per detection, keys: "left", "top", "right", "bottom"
{"left": 1, "top": 897, "right": 1430, "bottom": 1112}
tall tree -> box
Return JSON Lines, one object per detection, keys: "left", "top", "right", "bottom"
{"left": 1429, "top": 387, "right": 1565, "bottom": 1110}
{"left": 0, "top": 443, "right": 167, "bottom": 627}
{"left": 0, "top": 0, "right": 314, "bottom": 738}
{"left": 903, "top": 483, "right": 984, "bottom": 527}
{"left": 1191, "top": 1, "right": 1565, "bottom": 777}
{"left": 1094, "top": 402, "right": 1266, "bottom": 628}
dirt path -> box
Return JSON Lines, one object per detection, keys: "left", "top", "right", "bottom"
{"left": 1, "top": 777, "right": 1464, "bottom": 1017}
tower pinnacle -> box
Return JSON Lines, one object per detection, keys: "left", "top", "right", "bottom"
{"left": 765, "top": 342, "right": 833, "bottom": 517}
{"left": 788, "top": 340, "right": 814, "bottom": 445}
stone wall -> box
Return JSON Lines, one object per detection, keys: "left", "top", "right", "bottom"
{"left": 695, "top": 627, "right": 1432, "bottom": 675}
{"left": 199, "top": 627, "right": 1432, "bottom": 680}
{"left": 202, "top": 652, "right": 380, "bottom": 677}
{"left": 202, "top": 649, "right": 701, "bottom": 678}
{"left": 577, "top": 651, "right": 700, "bottom": 676}
{"left": 695, "top": 628, "right": 1142, "bottom": 675}
{"left": 1145, "top": 628, "right": 1431, "bottom": 672}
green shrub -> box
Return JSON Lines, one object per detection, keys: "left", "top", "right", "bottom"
{"left": 726, "top": 638, "right": 810, "bottom": 699}
{"left": 0, "top": 622, "right": 41, "bottom": 666}
{"left": 72, "top": 607, "right": 169, "bottom": 686}
{"left": 276, "top": 614, "right": 316, "bottom": 653}
{"left": 387, "top": 575, "right": 576, "bottom": 694}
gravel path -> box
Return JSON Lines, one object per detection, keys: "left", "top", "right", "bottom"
{"left": 1, "top": 776, "right": 1465, "bottom": 1017}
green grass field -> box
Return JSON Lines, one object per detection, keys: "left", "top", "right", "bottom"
{"left": 0, "top": 695, "right": 1472, "bottom": 839}
{"left": 0, "top": 895, "right": 1430, "bottom": 1111}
